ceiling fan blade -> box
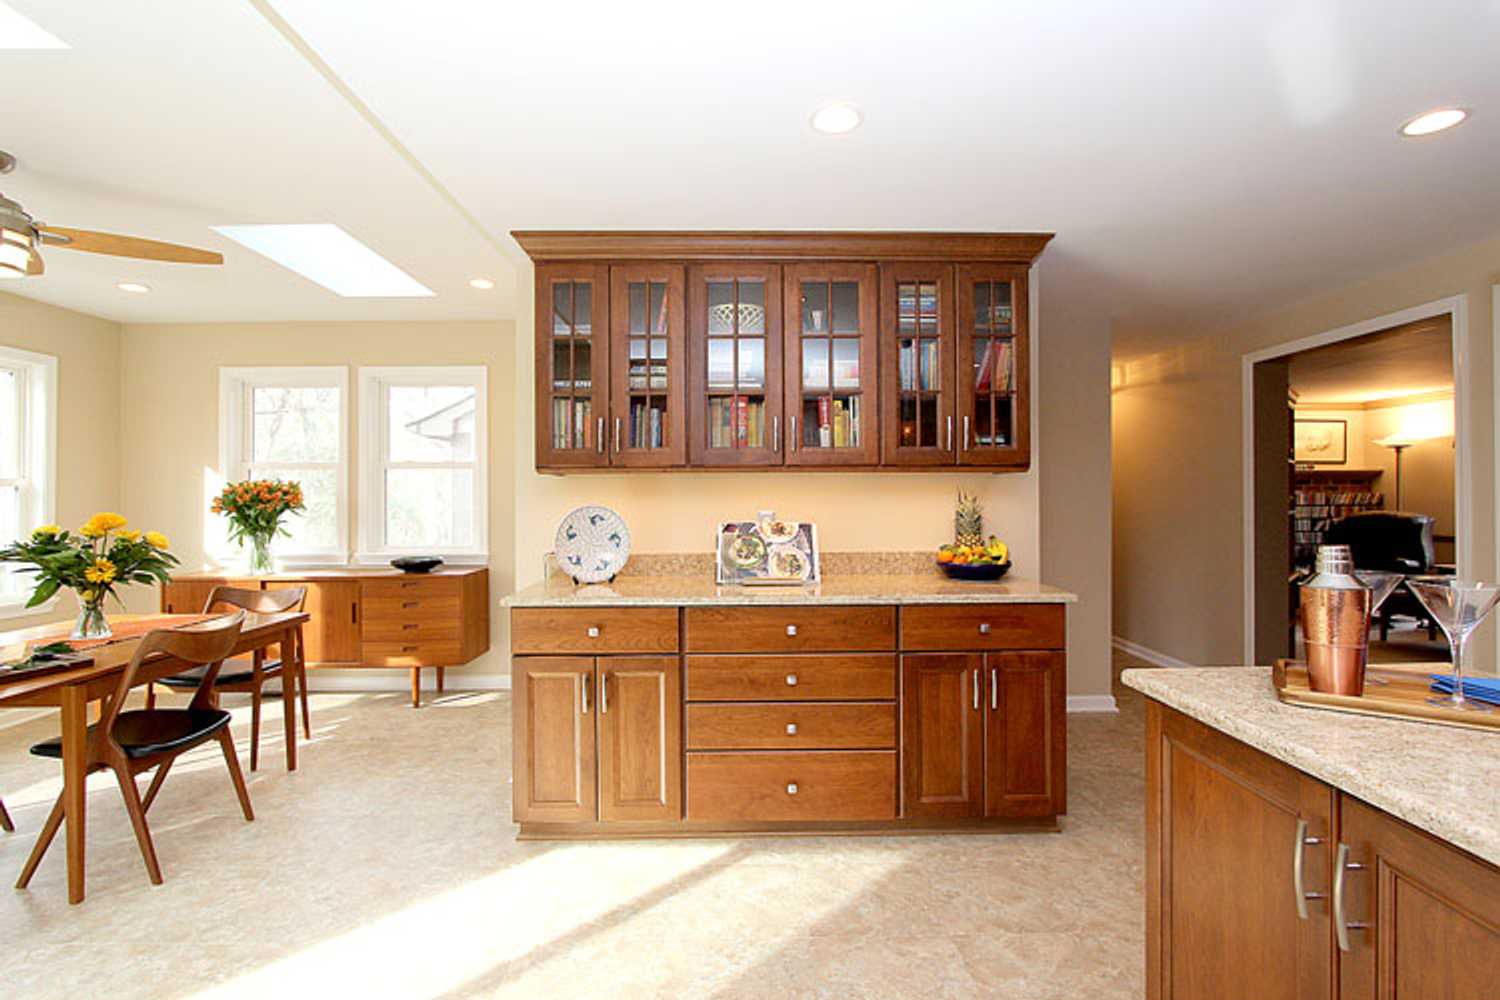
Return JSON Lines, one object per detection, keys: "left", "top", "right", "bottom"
{"left": 39, "top": 226, "right": 223, "bottom": 265}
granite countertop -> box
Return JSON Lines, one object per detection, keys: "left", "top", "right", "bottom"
{"left": 504, "top": 573, "right": 1077, "bottom": 607}
{"left": 1122, "top": 666, "right": 1500, "bottom": 867}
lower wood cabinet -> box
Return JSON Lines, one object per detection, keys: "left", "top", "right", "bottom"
{"left": 512, "top": 655, "right": 681, "bottom": 824}
{"left": 267, "top": 580, "right": 360, "bottom": 664}
{"left": 1146, "top": 701, "right": 1500, "bottom": 1000}
{"left": 687, "top": 751, "right": 896, "bottom": 822}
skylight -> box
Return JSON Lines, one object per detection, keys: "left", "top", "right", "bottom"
{"left": 0, "top": 2, "right": 68, "bottom": 48}
{"left": 212, "top": 224, "right": 434, "bottom": 298}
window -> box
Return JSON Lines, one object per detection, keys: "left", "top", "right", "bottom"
{"left": 219, "top": 367, "right": 348, "bottom": 561}
{"left": 0, "top": 345, "right": 57, "bottom": 614}
{"left": 358, "top": 367, "right": 486, "bottom": 560}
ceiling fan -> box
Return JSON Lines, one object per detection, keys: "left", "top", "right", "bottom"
{"left": 0, "top": 149, "right": 223, "bottom": 279}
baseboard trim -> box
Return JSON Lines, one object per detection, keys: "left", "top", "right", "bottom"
{"left": 1066, "top": 695, "right": 1118, "bottom": 714}
{"left": 1112, "top": 636, "right": 1197, "bottom": 670}
{"left": 297, "top": 672, "right": 512, "bottom": 694}
{"left": 0, "top": 708, "right": 53, "bottom": 732}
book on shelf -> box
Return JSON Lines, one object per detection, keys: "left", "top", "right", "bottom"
{"left": 975, "top": 340, "right": 1013, "bottom": 393}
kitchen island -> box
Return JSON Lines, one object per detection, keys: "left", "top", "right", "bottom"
{"left": 1123, "top": 666, "right": 1499, "bottom": 999}
{"left": 504, "top": 573, "right": 1075, "bottom": 839}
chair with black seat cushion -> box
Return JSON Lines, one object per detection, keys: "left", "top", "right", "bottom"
{"left": 147, "top": 585, "right": 308, "bottom": 771}
{"left": 17, "top": 612, "right": 252, "bottom": 888}
{"left": 1324, "top": 511, "right": 1446, "bottom": 639}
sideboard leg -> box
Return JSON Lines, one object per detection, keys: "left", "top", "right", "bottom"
{"left": 410, "top": 667, "right": 421, "bottom": 708}
{"left": 436, "top": 667, "right": 445, "bottom": 695}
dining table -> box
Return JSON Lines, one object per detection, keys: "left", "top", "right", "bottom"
{"left": 0, "top": 610, "right": 309, "bottom": 903}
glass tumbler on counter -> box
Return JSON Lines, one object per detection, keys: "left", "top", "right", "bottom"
{"left": 1406, "top": 578, "right": 1500, "bottom": 713}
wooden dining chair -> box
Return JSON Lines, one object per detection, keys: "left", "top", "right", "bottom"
{"left": 0, "top": 796, "right": 12, "bottom": 832}
{"left": 147, "top": 585, "right": 309, "bottom": 770}
{"left": 17, "top": 612, "right": 252, "bottom": 888}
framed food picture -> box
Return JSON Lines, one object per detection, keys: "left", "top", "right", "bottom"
{"left": 715, "top": 518, "right": 820, "bottom": 586}
{"left": 1294, "top": 419, "right": 1348, "bottom": 465}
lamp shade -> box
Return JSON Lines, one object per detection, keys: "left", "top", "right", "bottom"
{"left": 0, "top": 224, "right": 34, "bottom": 278}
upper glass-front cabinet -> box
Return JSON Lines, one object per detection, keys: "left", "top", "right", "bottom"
{"left": 956, "top": 264, "right": 1029, "bottom": 468}
{"left": 784, "top": 263, "right": 878, "bottom": 466}
{"left": 536, "top": 264, "right": 610, "bottom": 468}
{"left": 610, "top": 264, "right": 686, "bottom": 467}
{"left": 879, "top": 264, "right": 955, "bottom": 466}
{"left": 688, "top": 264, "right": 783, "bottom": 466}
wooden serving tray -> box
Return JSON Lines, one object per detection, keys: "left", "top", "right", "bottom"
{"left": 1272, "top": 660, "right": 1500, "bottom": 733}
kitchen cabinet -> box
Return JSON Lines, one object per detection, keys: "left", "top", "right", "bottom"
{"left": 783, "top": 262, "right": 879, "bottom": 466}
{"left": 513, "top": 657, "right": 598, "bottom": 823}
{"left": 597, "top": 657, "right": 681, "bottom": 822}
{"left": 687, "top": 262, "right": 784, "bottom": 466}
{"left": 902, "top": 652, "right": 985, "bottom": 816}
{"left": 985, "top": 651, "right": 1064, "bottom": 817}
{"left": 610, "top": 263, "right": 686, "bottom": 467}
{"left": 535, "top": 263, "right": 611, "bottom": 469}
{"left": 956, "top": 263, "right": 1030, "bottom": 469}
{"left": 879, "top": 263, "right": 956, "bottom": 466}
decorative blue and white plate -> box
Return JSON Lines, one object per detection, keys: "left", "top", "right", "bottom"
{"left": 554, "top": 506, "right": 631, "bottom": 584}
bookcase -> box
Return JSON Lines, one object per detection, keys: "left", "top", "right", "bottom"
{"left": 516, "top": 232, "right": 1051, "bottom": 473}
{"left": 1290, "top": 468, "right": 1384, "bottom": 567}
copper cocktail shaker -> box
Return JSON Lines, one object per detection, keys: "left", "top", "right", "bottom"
{"left": 1300, "top": 544, "right": 1372, "bottom": 695}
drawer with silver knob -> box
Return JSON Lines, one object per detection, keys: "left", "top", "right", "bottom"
{"left": 684, "top": 606, "right": 895, "bottom": 653}
{"left": 685, "top": 654, "right": 897, "bottom": 702}
{"left": 511, "top": 607, "right": 679, "bottom": 654}
{"left": 686, "top": 703, "right": 896, "bottom": 750}
{"left": 900, "top": 603, "right": 1065, "bottom": 651}
{"left": 686, "top": 751, "right": 897, "bottom": 822}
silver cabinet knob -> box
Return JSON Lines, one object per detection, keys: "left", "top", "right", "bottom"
{"left": 587, "top": 626, "right": 600, "bottom": 638}
{"left": 979, "top": 623, "right": 991, "bottom": 635}
{"left": 786, "top": 674, "right": 798, "bottom": 687}
{"left": 786, "top": 723, "right": 798, "bottom": 735}
{"left": 785, "top": 624, "right": 798, "bottom": 636}
{"left": 786, "top": 783, "right": 799, "bottom": 795}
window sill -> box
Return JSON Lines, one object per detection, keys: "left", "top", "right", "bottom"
{"left": 0, "top": 596, "right": 60, "bottom": 622}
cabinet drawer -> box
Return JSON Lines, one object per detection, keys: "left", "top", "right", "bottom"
{"left": 687, "top": 751, "right": 896, "bottom": 822}
{"left": 900, "top": 603, "right": 1065, "bottom": 651}
{"left": 362, "top": 640, "right": 464, "bottom": 666}
{"left": 684, "top": 606, "right": 895, "bottom": 653}
{"left": 686, "top": 654, "right": 897, "bottom": 701}
{"left": 362, "top": 576, "right": 462, "bottom": 599}
{"left": 361, "top": 618, "right": 462, "bottom": 642}
{"left": 688, "top": 703, "right": 896, "bottom": 750}
{"left": 510, "top": 607, "right": 679, "bottom": 654}
{"left": 363, "top": 596, "right": 462, "bottom": 624}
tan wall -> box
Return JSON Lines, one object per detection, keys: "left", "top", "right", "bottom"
{"left": 1294, "top": 408, "right": 1370, "bottom": 467}
{"left": 1114, "top": 232, "right": 1498, "bottom": 669}
{"left": 118, "top": 320, "right": 516, "bottom": 679}
{"left": 0, "top": 292, "right": 122, "bottom": 630}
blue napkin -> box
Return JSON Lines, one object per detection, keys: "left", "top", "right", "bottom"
{"left": 1429, "top": 673, "right": 1500, "bottom": 706}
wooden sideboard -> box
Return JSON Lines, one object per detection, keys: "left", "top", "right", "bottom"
{"left": 515, "top": 231, "right": 1051, "bottom": 474}
{"left": 509, "top": 600, "right": 1066, "bottom": 837}
{"left": 162, "top": 567, "right": 489, "bottom": 706}
{"left": 1145, "top": 703, "right": 1500, "bottom": 999}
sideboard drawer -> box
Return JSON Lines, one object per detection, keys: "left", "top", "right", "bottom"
{"left": 363, "top": 576, "right": 462, "bottom": 599}
{"left": 510, "top": 607, "right": 680, "bottom": 654}
{"left": 684, "top": 606, "right": 895, "bottom": 653}
{"left": 363, "top": 640, "right": 464, "bottom": 666}
{"left": 687, "top": 751, "right": 896, "bottom": 822}
{"left": 363, "top": 595, "right": 462, "bottom": 624}
{"left": 900, "top": 603, "right": 1065, "bottom": 651}
{"left": 687, "top": 703, "right": 896, "bottom": 750}
{"left": 685, "top": 654, "right": 897, "bottom": 701}
{"left": 361, "top": 618, "right": 461, "bottom": 642}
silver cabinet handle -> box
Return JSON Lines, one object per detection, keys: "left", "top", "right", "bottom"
{"left": 979, "top": 623, "right": 991, "bottom": 635}
{"left": 786, "top": 673, "right": 798, "bottom": 687}
{"left": 1293, "top": 819, "right": 1326, "bottom": 920}
{"left": 786, "top": 722, "right": 798, "bottom": 735}
{"left": 600, "top": 673, "right": 608, "bottom": 714}
{"left": 596, "top": 416, "right": 605, "bottom": 454}
{"left": 785, "top": 624, "right": 797, "bottom": 636}
{"left": 613, "top": 416, "right": 621, "bottom": 454}
{"left": 580, "top": 674, "right": 590, "bottom": 714}
{"left": 587, "top": 626, "right": 600, "bottom": 638}
{"left": 1333, "top": 842, "right": 1369, "bottom": 951}
{"left": 962, "top": 415, "right": 970, "bottom": 451}
{"left": 790, "top": 415, "right": 798, "bottom": 452}
{"left": 772, "top": 415, "right": 781, "bottom": 453}
{"left": 786, "top": 782, "right": 799, "bottom": 796}
{"left": 947, "top": 415, "right": 954, "bottom": 451}
{"left": 991, "top": 667, "right": 998, "bottom": 710}
{"left": 972, "top": 668, "right": 980, "bottom": 710}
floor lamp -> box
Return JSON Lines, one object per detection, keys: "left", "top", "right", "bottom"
{"left": 1376, "top": 435, "right": 1419, "bottom": 509}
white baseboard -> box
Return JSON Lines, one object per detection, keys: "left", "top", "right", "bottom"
{"left": 0, "top": 708, "right": 53, "bottom": 732}
{"left": 1066, "top": 695, "right": 1118, "bottom": 713}
{"left": 1113, "top": 636, "right": 1197, "bottom": 670}
{"left": 298, "top": 672, "right": 512, "bottom": 693}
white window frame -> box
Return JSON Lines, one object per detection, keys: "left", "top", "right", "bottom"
{"left": 219, "top": 366, "right": 350, "bottom": 565}
{"left": 357, "top": 366, "right": 488, "bottom": 563}
{"left": 0, "top": 345, "right": 58, "bottom": 619}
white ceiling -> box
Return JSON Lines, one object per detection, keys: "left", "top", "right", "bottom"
{"left": 1289, "top": 316, "right": 1453, "bottom": 403}
{"left": 2, "top": 0, "right": 1498, "bottom": 338}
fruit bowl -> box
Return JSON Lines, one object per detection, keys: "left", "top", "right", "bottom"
{"left": 938, "top": 560, "right": 1012, "bottom": 581}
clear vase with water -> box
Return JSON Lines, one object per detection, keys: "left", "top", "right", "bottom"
{"left": 71, "top": 595, "right": 111, "bottom": 640}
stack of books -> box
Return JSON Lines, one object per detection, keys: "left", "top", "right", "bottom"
{"left": 707, "top": 396, "right": 765, "bottom": 449}
{"left": 812, "top": 396, "right": 861, "bottom": 448}
{"left": 974, "top": 340, "right": 1014, "bottom": 392}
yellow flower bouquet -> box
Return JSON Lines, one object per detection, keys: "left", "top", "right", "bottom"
{"left": 0, "top": 514, "right": 179, "bottom": 639}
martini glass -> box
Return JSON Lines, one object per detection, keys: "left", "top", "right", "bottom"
{"left": 1354, "top": 571, "right": 1404, "bottom": 685}
{"left": 1405, "top": 577, "right": 1500, "bottom": 712}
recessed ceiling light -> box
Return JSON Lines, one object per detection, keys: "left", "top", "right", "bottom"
{"left": 1399, "top": 107, "right": 1469, "bottom": 137}
{"left": 212, "top": 223, "right": 434, "bottom": 297}
{"left": 810, "top": 103, "right": 862, "bottom": 135}
{"left": 0, "top": 2, "right": 68, "bottom": 49}
{"left": 116, "top": 282, "right": 150, "bottom": 294}
{"left": 469, "top": 277, "right": 495, "bottom": 290}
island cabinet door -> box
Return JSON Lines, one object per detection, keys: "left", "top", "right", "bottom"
{"left": 513, "top": 657, "right": 598, "bottom": 824}
{"left": 983, "top": 652, "right": 1064, "bottom": 817}
{"left": 1147, "top": 703, "right": 1334, "bottom": 1000}
{"left": 901, "top": 653, "right": 984, "bottom": 817}
{"left": 1335, "top": 795, "right": 1500, "bottom": 1000}
{"left": 597, "top": 657, "right": 682, "bottom": 823}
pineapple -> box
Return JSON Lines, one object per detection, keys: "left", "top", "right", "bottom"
{"left": 955, "top": 490, "right": 984, "bottom": 549}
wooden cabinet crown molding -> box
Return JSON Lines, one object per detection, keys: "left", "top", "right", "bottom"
{"left": 511, "top": 230, "right": 1055, "bottom": 264}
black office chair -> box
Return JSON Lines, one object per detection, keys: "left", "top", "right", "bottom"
{"left": 1324, "top": 512, "right": 1447, "bottom": 639}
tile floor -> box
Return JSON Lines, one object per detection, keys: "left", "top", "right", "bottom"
{"left": 0, "top": 654, "right": 1150, "bottom": 1000}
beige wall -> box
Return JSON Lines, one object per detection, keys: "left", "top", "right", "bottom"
{"left": 1114, "top": 232, "right": 1498, "bottom": 669}
{"left": 0, "top": 292, "right": 122, "bottom": 630}
{"left": 1294, "top": 408, "right": 1370, "bottom": 467}
{"left": 118, "top": 320, "right": 516, "bottom": 679}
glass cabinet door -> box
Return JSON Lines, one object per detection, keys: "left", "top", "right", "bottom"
{"left": 783, "top": 263, "right": 878, "bottom": 466}
{"left": 956, "top": 264, "right": 1029, "bottom": 468}
{"left": 610, "top": 264, "right": 686, "bottom": 467}
{"left": 536, "top": 264, "right": 609, "bottom": 469}
{"left": 688, "top": 264, "right": 783, "bottom": 466}
{"left": 879, "top": 264, "right": 955, "bottom": 465}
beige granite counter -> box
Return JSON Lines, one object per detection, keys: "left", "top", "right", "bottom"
{"left": 1122, "top": 666, "right": 1500, "bottom": 867}
{"left": 504, "top": 573, "right": 1077, "bottom": 607}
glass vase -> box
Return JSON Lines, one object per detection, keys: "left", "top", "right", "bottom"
{"left": 71, "top": 594, "right": 111, "bottom": 640}
{"left": 246, "top": 531, "right": 276, "bottom": 575}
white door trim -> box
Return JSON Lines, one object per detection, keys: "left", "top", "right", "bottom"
{"left": 1240, "top": 294, "right": 1471, "bottom": 666}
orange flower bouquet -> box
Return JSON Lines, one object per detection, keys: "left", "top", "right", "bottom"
{"left": 211, "top": 479, "right": 306, "bottom": 574}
